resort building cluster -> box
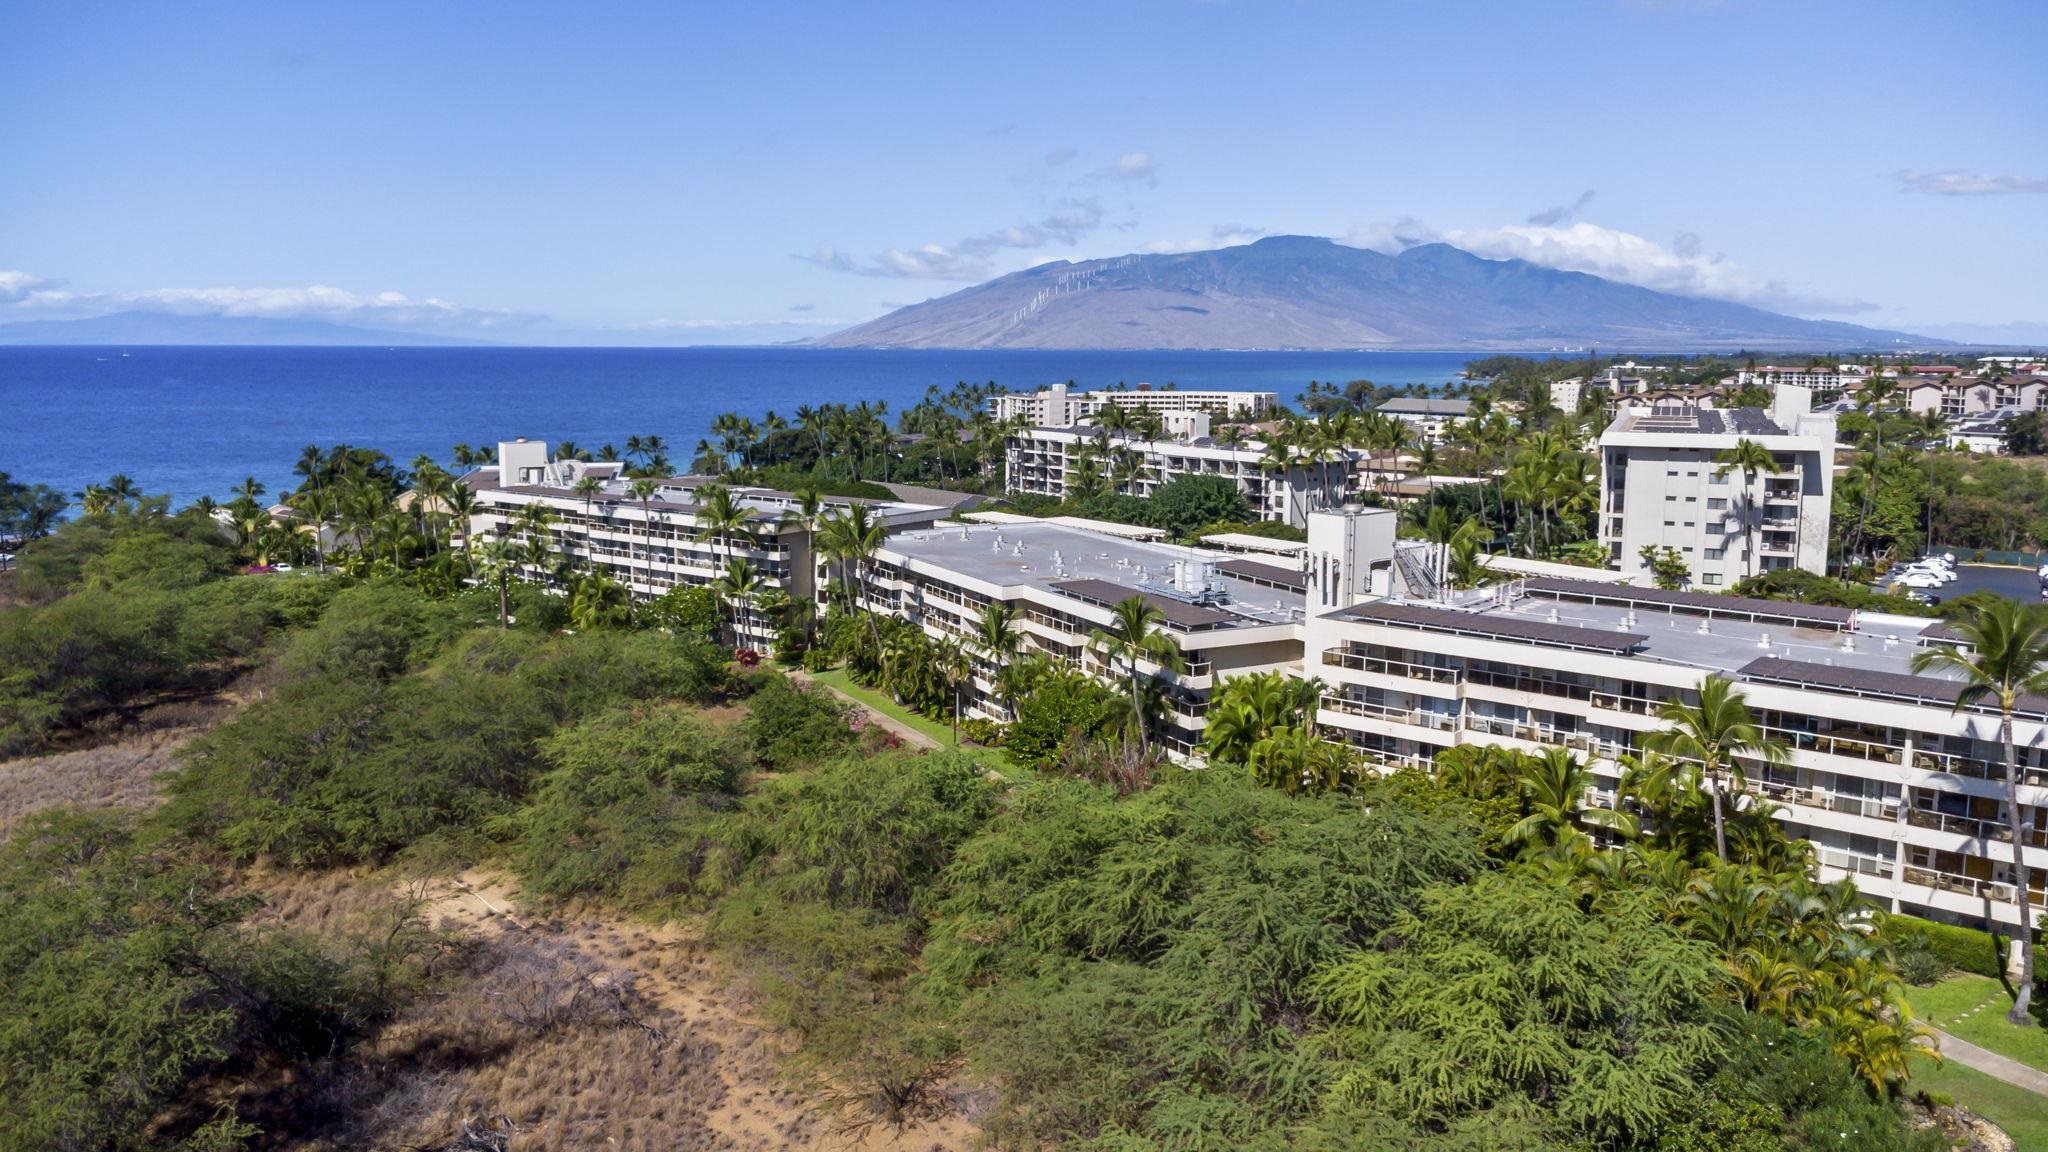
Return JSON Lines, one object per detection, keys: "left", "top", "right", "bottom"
{"left": 459, "top": 372, "right": 2047, "bottom": 940}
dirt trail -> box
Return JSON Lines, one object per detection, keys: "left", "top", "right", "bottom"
{"left": 422, "top": 871, "right": 980, "bottom": 1151}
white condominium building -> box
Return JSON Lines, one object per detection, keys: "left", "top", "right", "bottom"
{"left": 467, "top": 438, "right": 945, "bottom": 649}
{"left": 1371, "top": 397, "right": 1472, "bottom": 444}
{"left": 991, "top": 383, "right": 1275, "bottom": 427}
{"left": 852, "top": 518, "right": 1310, "bottom": 755}
{"left": 1598, "top": 385, "right": 1835, "bottom": 588}
{"left": 1005, "top": 425, "right": 1359, "bottom": 528}
{"left": 1732, "top": 365, "right": 1872, "bottom": 391}
{"left": 1304, "top": 555, "right": 2047, "bottom": 933}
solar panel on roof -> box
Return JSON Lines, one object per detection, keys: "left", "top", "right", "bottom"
{"left": 1214, "top": 558, "right": 1306, "bottom": 592}
{"left": 1335, "top": 600, "right": 1648, "bottom": 654}
{"left": 1519, "top": 577, "right": 1852, "bottom": 629}
{"left": 1737, "top": 655, "right": 2048, "bottom": 717}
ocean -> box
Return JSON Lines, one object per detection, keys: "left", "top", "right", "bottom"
{"left": 0, "top": 346, "right": 1480, "bottom": 504}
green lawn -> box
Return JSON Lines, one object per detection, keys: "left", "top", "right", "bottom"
{"left": 1908, "top": 1061, "right": 2048, "bottom": 1152}
{"left": 805, "top": 667, "right": 958, "bottom": 746}
{"left": 1908, "top": 974, "right": 2048, "bottom": 1072}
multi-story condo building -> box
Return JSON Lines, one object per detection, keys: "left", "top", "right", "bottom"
{"left": 1371, "top": 397, "right": 1471, "bottom": 444}
{"left": 467, "top": 438, "right": 945, "bottom": 649}
{"left": 991, "top": 382, "right": 1274, "bottom": 427}
{"left": 1303, "top": 540, "right": 2046, "bottom": 934}
{"left": 835, "top": 504, "right": 2037, "bottom": 935}
{"left": 1732, "top": 365, "right": 1872, "bottom": 391}
{"left": 1004, "top": 424, "right": 1359, "bottom": 528}
{"left": 852, "top": 517, "right": 1310, "bottom": 755}
{"left": 1598, "top": 385, "right": 1835, "bottom": 588}
{"left": 1903, "top": 374, "right": 2048, "bottom": 418}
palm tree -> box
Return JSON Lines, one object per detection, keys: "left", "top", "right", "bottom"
{"left": 570, "top": 573, "right": 632, "bottom": 629}
{"left": 627, "top": 476, "right": 660, "bottom": 592}
{"left": 819, "top": 502, "right": 889, "bottom": 674}
{"left": 1504, "top": 748, "right": 1634, "bottom": 857}
{"left": 1714, "top": 438, "right": 1783, "bottom": 581}
{"left": 1088, "top": 596, "right": 1186, "bottom": 757}
{"left": 1911, "top": 601, "right": 2047, "bottom": 1024}
{"left": 936, "top": 637, "right": 973, "bottom": 744}
{"left": 694, "top": 483, "right": 753, "bottom": 574}
{"left": 1646, "top": 674, "right": 1786, "bottom": 863}
{"left": 971, "top": 601, "right": 1021, "bottom": 719}
{"left": 713, "top": 557, "right": 765, "bottom": 648}
{"left": 477, "top": 536, "right": 526, "bottom": 628}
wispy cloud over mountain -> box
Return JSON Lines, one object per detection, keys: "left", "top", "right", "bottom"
{"left": 801, "top": 199, "right": 1110, "bottom": 281}
{"left": 1896, "top": 170, "right": 2048, "bottom": 196}
{"left": 1142, "top": 224, "right": 1267, "bottom": 254}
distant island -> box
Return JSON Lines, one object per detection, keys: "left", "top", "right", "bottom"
{"left": 0, "top": 310, "right": 495, "bottom": 347}
{"left": 815, "top": 235, "right": 1938, "bottom": 352}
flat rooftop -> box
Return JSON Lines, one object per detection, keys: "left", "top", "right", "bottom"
{"left": 1335, "top": 580, "right": 1986, "bottom": 702}
{"left": 881, "top": 519, "right": 1304, "bottom": 631}
{"left": 1610, "top": 406, "right": 1788, "bottom": 437}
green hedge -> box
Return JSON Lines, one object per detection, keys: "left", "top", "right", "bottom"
{"left": 1890, "top": 914, "right": 2009, "bottom": 978}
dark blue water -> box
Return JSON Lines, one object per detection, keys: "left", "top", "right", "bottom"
{"left": 0, "top": 346, "right": 1476, "bottom": 504}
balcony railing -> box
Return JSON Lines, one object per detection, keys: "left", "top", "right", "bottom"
{"left": 1761, "top": 724, "right": 1904, "bottom": 765}
{"left": 1321, "top": 649, "right": 1460, "bottom": 683}
{"left": 1321, "top": 694, "right": 1458, "bottom": 731}
{"left": 1756, "top": 780, "right": 1896, "bottom": 821}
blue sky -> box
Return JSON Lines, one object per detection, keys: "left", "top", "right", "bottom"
{"left": 2, "top": 0, "right": 2043, "bottom": 344}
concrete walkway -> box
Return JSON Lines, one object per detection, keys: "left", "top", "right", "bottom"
{"left": 1929, "top": 1027, "right": 2048, "bottom": 1097}
{"left": 789, "top": 670, "right": 942, "bottom": 750}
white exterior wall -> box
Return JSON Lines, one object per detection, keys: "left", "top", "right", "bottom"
{"left": 1005, "top": 427, "right": 1355, "bottom": 527}
{"left": 1303, "top": 607, "right": 2048, "bottom": 933}
{"left": 1598, "top": 391, "right": 1835, "bottom": 588}
{"left": 992, "top": 385, "right": 1275, "bottom": 425}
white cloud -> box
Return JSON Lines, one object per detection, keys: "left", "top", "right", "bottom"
{"left": 1438, "top": 221, "right": 1876, "bottom": 315}
{"left": 1101, "top": 151, "right": 1160, "bottom": 188}
{"left": 0, "top": 272, "right": 537, "bottom": 331}
{"left": 1140, "top": 224, "right": 1267, "bottom": 254}
{"left": 1341, "top": 216, "right": 1442, "bottom": 254}
{"left": 800, "top": 199, "right": 1107, "bottom": 281}
{"left": 1896, "top": 170, "right": 2048, "bottom": 196}
{"left": 0, "top": 271, "right": 59, "bottom": 304}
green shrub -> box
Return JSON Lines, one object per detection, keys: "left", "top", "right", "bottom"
{"left": 507, "top": 703, "right": 748, "bottom": 902}
{"left": 1005, "top": 669, "right": 1120, "bottom": 769}
{"left": 960, "top": 717, "right": 1003, "bottom": 746}
{"left": 1887, "top": 914, "right": 2007, "bottom": 979}
{"left": 711, "top": 750, "right": 998, "bottom": 914}
{"left": 740, "top": 674, "right": 856, "bottom": 768}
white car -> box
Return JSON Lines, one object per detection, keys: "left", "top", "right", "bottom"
{"left": 1891, "top": 571, "right": 1945, "bottom": 589}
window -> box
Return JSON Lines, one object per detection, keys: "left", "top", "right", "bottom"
{"left": 1667, "top": 469, "right": 1680, "bottom": 477}
{"left": 1686, "top": 470, "right": 1698, "bottom": 477}
{"left": 1684, "top": 496, "right": 1697, "bottom": 503}
{"left": 1683, "top": 521, "right": 1695, "bottom": 528}
{"left": 1707, "top": 498, "right": 1728, "bottom": 510}
{"left": 1705, "top": 548, "right": 1725, "bottom": 560}
{"left": 1701, "top": 573, "right": 1723, "bottom": 586}
{"left": 1663, "top": 520, "right": 1676, "bottom": 527}
{"left": 1682, "top": 546, "right": 1695, "bottom": 553}
{"left": 1710, "top": 473, "right": 1728, "bottom": 485}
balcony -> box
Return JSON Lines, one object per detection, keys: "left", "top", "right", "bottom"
{"left": 1761, "top": 724, "right": 1904, "bottom": 765}
{"left": 1321, "top": 649, "right": 1461, "bottom": 684}
{"left": 1756, "top": 780, "right": 1896, "bottom": 821}
{"left": 1321, "top": 694, "right": 1458, "bottom": 732}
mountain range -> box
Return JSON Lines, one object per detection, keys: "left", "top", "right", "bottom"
{"left": 0, "top": 311, "right": 493, "bottom": 346}
{"left": 815, "top": 236, "right": 1935, "bottom": 351}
